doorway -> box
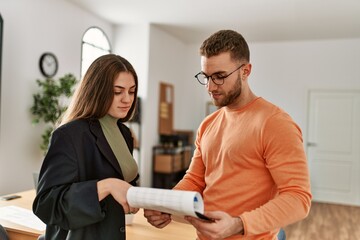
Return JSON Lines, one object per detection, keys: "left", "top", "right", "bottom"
{"left": 307, "top": 90, "right": 360, "bottom": 206}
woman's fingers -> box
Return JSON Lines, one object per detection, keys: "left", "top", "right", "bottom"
{"left": 127, "top": 207, "right": 139, "bottom": 214}
{"left": 130, "top": 207, "right": 139, "bottom": 214}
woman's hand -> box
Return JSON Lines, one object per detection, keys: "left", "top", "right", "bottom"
{"left": 97, "top": 178, "right": 139, "bottom": 214}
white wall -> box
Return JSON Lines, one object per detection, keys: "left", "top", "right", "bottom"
{"left": 185, "top": 38, "right": 360, "bottom": 145}
{"left": 110, "top": 26, "right": 212, "bottom": 187}
{"left": 0, "top": 0, "right": 114, "bottom": 195}
{"left": 111, "top": 25, "right": 204, "bottom": 187}
{"left": 140, "top": 25, "right": 193, "bottom": 186}
{"left": 187, "top": 38, "right": 360, "bottom": 151}
{"left": 249, "top": 38, "right": 360, "bottom": 144}
{"left": 112, "top": 24, "right": 151, "bottom": 186}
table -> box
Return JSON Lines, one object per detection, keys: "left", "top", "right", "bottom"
{"left": 0, "top": 190, "right": 197, "bottom": 240}
{"left": 0, "top": 190, "right": 43, "bottom": 240}
{"left": 126, "top": 210, "right": 196, "bottom": 240}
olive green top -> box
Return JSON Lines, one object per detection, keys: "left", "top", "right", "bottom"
{"left": 99, "top": 114, "right": 138, "bottom": 182}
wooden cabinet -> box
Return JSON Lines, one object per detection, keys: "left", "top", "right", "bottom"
{"left": 155, "top": 82, "right": 194, "bottom": 188}
{"left": 152, "top": 146, "right": 192, "bottom": 189}
{"left": 154, "top": 154, "right": 183, "bottom": 173}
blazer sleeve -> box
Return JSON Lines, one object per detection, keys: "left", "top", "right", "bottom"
{"left": 32, "top": 128, "right": 105, "bottom": 230}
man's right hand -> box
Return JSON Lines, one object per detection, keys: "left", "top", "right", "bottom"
{"left": 143, "top": 209, "right": 172, "bottom": 228}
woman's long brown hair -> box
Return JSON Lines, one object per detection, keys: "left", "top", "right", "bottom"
{"left": 58, "top": 54, "right": 138, "bottom": 127}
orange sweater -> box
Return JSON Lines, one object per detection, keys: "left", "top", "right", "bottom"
{"left": 174, "top": 97, "right": 312, "bottom": 240}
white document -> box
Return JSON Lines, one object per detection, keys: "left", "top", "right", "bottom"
{"left": 0, "top": 205, "right": 46, "bottom": 231}
{"left": 127, "top": 187, "right": 212, "bottom": 221}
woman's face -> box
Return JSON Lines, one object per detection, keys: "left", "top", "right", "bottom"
{"left": 107, "top": 72, "right": 136, "bottom": 119}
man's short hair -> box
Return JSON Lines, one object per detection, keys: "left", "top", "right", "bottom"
{"left": 200, "top": 30, "right": 250, "bottom": 62}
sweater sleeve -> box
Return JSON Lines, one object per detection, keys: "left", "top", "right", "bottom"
{"left": 174, "top": 128, "right": 206, "bottom": 193}
{"left": 240, "top": 112, "right": 312, "bottom": 236}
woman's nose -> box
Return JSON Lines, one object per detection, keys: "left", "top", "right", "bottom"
{"left": 122, "top": 93, "right": 132, "bottom": 103}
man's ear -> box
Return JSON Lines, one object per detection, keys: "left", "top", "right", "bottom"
{"left": 243, "top": 63, "right": 252, "bottom": 77}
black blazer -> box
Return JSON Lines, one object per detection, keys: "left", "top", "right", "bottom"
{"left": 33, "top": 118, "right": 138, "bottom": 240}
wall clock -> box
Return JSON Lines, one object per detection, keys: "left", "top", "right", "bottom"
{"left": 39, "top": 52, "right": 58, "bottom": 78}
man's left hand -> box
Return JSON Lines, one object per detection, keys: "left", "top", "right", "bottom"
{"left": 185, "top": 211, "right": 243, "bottom": 240}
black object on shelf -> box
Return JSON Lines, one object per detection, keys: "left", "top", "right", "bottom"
{"left": 160, "top": 133, "right": 189, "bottom": 147}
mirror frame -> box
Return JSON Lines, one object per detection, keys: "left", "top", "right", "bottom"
{"left": 0, "top": 14, "right": 3, "bottom": 129}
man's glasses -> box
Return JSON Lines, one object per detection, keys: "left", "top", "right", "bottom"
{"left": 195, "top": 64, "right": 245, "bottom": 86}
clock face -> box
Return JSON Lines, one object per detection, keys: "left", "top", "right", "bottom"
{"left": 39, "top": 52, "right": 58, "bottom": 77}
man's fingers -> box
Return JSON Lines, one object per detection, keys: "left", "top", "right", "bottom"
{"left": 155, "top": 219, "right": 172, "bottom": 228}
{"left": 143, "top": 210, "right": 172, "bottom": 228}
{"left": 144, "top": 209, "right": 163, "bottom": 217}
{"left": 147, "top": 218, "right": 171, "bottom": 228}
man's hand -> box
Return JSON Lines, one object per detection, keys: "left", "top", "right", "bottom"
{"left": 185, "top": 211, "right": 244, "bottom": 240}
{"left": 143, "top": 209, "right": 172, "bottom": 228}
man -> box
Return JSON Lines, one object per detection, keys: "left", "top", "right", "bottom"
{"left": 144, "top": 30, "right": 311, "bottom": 240}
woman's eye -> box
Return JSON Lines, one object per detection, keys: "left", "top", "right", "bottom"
{"left": 114, "top": 92, "right": 122, "bottom": 95}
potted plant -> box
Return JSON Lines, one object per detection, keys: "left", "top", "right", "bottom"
{"left": 30, "top": 73, "right": 78, "bottom": 154}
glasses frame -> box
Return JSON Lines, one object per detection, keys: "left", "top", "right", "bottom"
{"left": 195, "top": 64, "right": 245, "bottom": 86}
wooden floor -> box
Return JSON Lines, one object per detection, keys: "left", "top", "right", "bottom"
{"left": 283, "top": 201, "right": 360, "bottom": 240}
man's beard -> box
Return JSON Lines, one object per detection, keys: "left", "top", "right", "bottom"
{"left": 212, "top": 75, "right": 242, "bottom": 107}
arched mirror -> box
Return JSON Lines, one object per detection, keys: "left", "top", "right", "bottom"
{"left": 81, "top": 27, "right": 111, "bottom": 79}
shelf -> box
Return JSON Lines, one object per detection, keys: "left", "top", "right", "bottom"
{"left": 152, "top": 145, "right": 192, "bottom": 189}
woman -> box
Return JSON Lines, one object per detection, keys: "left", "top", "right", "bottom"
{"left": 33, "top": 54, "right": 140, "bottom": 240}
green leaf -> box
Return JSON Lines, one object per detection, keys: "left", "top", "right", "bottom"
{"left": 31, "top": 73, "right": 78, "bottom": 155}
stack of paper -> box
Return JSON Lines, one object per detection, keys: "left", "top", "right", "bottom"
{"left": 0, "top": 205, "right": 46, "bottom": 231}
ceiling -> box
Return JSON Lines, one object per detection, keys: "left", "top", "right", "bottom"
{"left": 66, "top": 0, "right": 360, "bottom": 44}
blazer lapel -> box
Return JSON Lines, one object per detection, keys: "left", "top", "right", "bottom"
{"left": 88, "top": 118, "right": 125, "bottom": 180}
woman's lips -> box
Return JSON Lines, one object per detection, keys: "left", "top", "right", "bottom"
{"left": 119, "top": 107, "right": 130, "bottom": 111}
